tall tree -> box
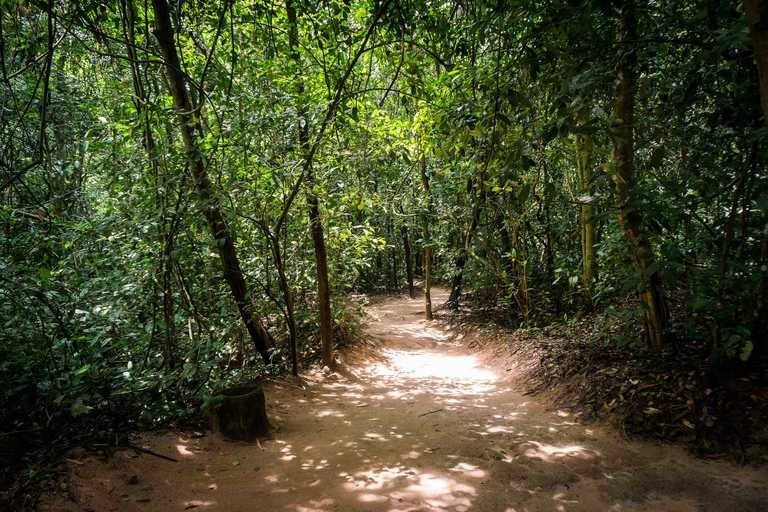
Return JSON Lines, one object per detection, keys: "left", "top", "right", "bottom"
{"left": 420, "top": 147, "right": 433, "bottom": 320}
{"left": 286, "top": 0, "right": 334, "bottom": 368}
{"left": 610, "top": 1, "right": 668, "bottom": 353}
{"left": 151, "top": 0, "right": 274, "bottom": 365}
{"left": 745, "top": 0, "right": 768, "bottom": 131}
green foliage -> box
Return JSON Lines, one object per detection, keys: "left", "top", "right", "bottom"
{"left": 1, "top": 0, "right": 767, "bottom": 482}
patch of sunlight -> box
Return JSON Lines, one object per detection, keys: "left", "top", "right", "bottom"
{"left": 344, "top": 465, "right": 477, "bottom": 511}
{"left": 359, "top": 493, "right": 389, "bottom": 502}
{"left": 315, "top": 409, "right": 345, "bottom": 418}
{"left": 487, "top": 426, "right": 515, "bottom": 434}
{"left": 281, "top": 454, "right": 297, "bottom": 461}
{"left": 521, "top": 441, "right": 599, "bottom": 461}
{"left": 365, "top": 350, "right": 498, "bottom": 401}
{"left": 183, "top": 500, "right": 215, "bottom": 508}
{"left": 448, "top": 462, "right": 486, "bottom": 478}
{"left": 402, "top": 451, "right": 421, "bottom": 459}
{"left": 296, "top": 498, "right": 337, "bottom": 512}
{"left": 553, "top": 491, "right": 579, "bottom": 504}
{"left": 176, "top": 444, "right": 195, "bottom": 456}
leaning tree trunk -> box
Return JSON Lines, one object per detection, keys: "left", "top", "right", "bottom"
{"left": 611, "top": 1, "right": 668, "bottom": 354}
{"left": 151, "top": 0, "right": 273, "bottom": 365}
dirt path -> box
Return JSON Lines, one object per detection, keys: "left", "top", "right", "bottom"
{"left": 44, "top": 289, "right": 768, "bottom": 512}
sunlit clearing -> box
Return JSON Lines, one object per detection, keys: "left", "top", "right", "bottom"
{"left": 366, "top": 350, "right": 498, "bottom": 402}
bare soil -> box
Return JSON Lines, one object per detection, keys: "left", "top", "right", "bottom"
{"left": 40, "top": 289, "right": 768, "bottom": 512}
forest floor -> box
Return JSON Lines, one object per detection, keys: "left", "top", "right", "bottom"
{"left": 40, "top": 288, "right": 768, "bottom": 512}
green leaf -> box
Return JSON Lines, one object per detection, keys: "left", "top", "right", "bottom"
{"left": 71, "top": 402, "right": 92, "bottom": 418}
{"left": 740, "top": 340, "right": 753, "bottom": 362}
{"left": 74, "top": 364, "right": 91, "bottom": 376}
{"left": 518, "top": 184, "right": 531, "bottom": 205}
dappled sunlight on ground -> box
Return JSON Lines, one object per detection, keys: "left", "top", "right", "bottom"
{"left": 342, "top": 464, "right": 480, "bottom": 512}
{"left": 41, "top": 289, "right": 768, "bottom": 512}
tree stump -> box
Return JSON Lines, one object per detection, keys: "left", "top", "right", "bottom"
{"left": 209, "top": 386, "right": 272, "bottom": 441}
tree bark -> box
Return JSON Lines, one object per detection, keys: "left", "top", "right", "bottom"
{"left": 287, "top": 0, "right": 334, "bottom": 367}
{"left": 745, "top": 0, "right": 768, "bottom": 131}
{"left": 151, "top": 0, "right": 273, "bottom": 365}
{"left": 448, "top": 193, "right": 482, "bottom": 308}
{"left": 576, "top": 135, "right": 597, "bottom": 289}
{"left": 209, "top": 386, "right": 272, "bottom": 441}
{"left": 401, "top": 224, "right": 415, "bottom": 299}
{"left": 420, "top": 149, "right": 433, "bottom": 320}
{"left": 611, "top": 1, "right": 668, "bottom": 353}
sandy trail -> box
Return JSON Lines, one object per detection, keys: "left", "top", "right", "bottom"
{"left": 45, "top": 289, "right": 768, "bottom": 512}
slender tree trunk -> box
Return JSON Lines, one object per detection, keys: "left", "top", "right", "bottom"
{"left": 745, "top": 0, "right": 768, "bottom": 131}
{"left": 286, "top": 0, "right": 334, "bottom": 367}
{"left": 744, "top": 0, "right": 768, "bottom": 352}
{"left": 420, "top": 149, "right": 433, "bottom": 320}
{"left": 575, "top": 135, "right": 597, "bottom": 288}
{"left": 267, "top": 231, "right": 298, "bottom": 376}
{"left": 151, "top": 0, "right": 273, "bottom": 365}
{"left": 448, "top": 239, "right": 466, "bottom": 307}
{"left": 611, "top": 1, "right": 668, "bottom": 353}
{"left": 401, "top": 224, "right": 415, "bottom": 298}
{"left": 449, "top": 194, "right": 482, "bottom": 308}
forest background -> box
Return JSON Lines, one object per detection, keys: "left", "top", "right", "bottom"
{"left": 2, "top": 0, "right": 768, "bottom": 485}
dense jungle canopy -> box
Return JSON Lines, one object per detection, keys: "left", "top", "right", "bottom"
{"left": 2, "top": 0, "right": 768, "bottom": 477}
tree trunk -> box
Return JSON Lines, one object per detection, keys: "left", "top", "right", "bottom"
{"left": 151, "top": 0, "right": 273, "bottom": 365}
{"left": 420, "top": 149, "right": 433, "bottom": 320}
{"left": 286, "top": 0, "right": 334, "bottom": 367}
{"left": 449, "top": 194, "right": 482, "bottom": 308}
{"left": 269, "top": 232, "right": 299, "bottom": 376}
{"left": 611, "top": 1, "right": 668, "bottom": 353}
{"left": 448, "top": 243, "right": 465, "bottom": 307}
{"left": 576, "top": 135, "right": 597, "bottom": 289}
{"left": 745, "top": 0, "right": 768, "bottom": 131}
{"left": 401, "top": 224, "right": 415, "bottom": 298}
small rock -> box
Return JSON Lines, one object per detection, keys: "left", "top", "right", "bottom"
{"left": 128, "top": 475, "right": 139, "bottom": 485}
